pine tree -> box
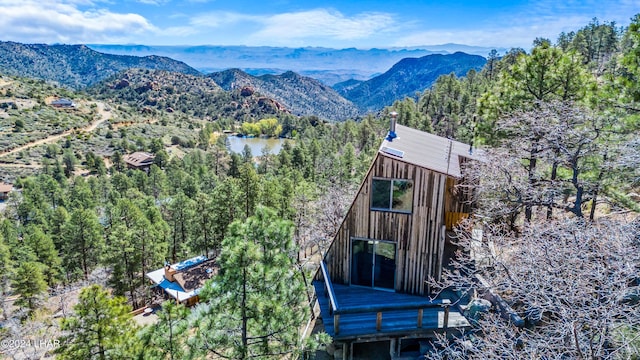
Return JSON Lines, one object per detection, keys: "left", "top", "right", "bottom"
{"left": 210, "top": 178, "right": 240, "bottom": 251}
{"left": 137, "top": 301, "right": 189, "bottom": 360}
{"left": 238, "top": 163, "right": 259, "bottom": 219}
{"left": 191, "top": 192, "right": 216, "bottom": 258}
{"left": 13, "top": 261, "right": 47, "bottom": 312}
{"left": 63, "top": 150, "right": 77, "bottom": 178}
{"left": 167, "top": 192, "right": 195, "bottom": 263}
{"left": 23, "top": 225, "right": 62, "bottom": 286}
{"left": 62, "top": 208, "right": 104, "bottom": 281}
{"left": 57, "top": 285, "right": 139, "bottom": 360}
{"left": 188, "top": 206, "right": 309, "bottom": 360}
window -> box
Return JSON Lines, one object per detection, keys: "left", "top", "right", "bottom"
{"left": 371, "top": 178, "right": 413, "bottom": 213}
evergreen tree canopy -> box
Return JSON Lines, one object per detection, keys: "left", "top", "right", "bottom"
{"left": 57, "top": 284, "right": 139, "bottom": 360}
{"left": 188, "top": 206, "right": 308, "bottom": 360}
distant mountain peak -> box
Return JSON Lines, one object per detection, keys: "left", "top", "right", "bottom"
{"left": 338, "top": 52, "right": 486, "bottom": 112}
{"left": 209, "top": 69, "right": 359, "bottom": 121}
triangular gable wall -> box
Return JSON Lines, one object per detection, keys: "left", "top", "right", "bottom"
{"left": 321, "top": 152, "right": 457, "bottom": 296}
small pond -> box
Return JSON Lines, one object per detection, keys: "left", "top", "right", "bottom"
{"left": 226, "top": 136, "right": 289, "bottom": 155}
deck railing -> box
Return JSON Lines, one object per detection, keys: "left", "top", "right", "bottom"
{"left": 319, "top": 261, "right": 451, "bottom": 335}
{"left": 319, "top": 261, "right": 339, "bottom": 314}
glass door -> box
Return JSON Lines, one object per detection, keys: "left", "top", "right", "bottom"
{"left": 351, "top": 239, "right": 396, "bottom": 290}
{"left": 351, "top": 239, "right": 374, "bottom": 287}
{"left": 374, "top": 241, "right": 396, "bottom": 289}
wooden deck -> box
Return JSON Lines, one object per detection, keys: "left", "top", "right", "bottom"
{"left": 313, "top": 281, "right": 470, "bottom": 341}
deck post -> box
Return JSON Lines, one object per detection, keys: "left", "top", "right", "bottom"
{"left": 334, "top": 314, "right": 340, "bottom": 335}
{"left": 417, "top": 308, "right": 423, "bottom": 328}
{"left": 376, "top": 312, "right": 382, "bottom": 331}
{"left": 390, "top": 339, "right": 397, "bottom": 358}
{"left": 443, "top": 305, "right": 450, "bottom": 330}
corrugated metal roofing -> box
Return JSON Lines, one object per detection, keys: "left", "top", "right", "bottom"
{"left": 379, "top": 124, "right": 481, "bottom": 178}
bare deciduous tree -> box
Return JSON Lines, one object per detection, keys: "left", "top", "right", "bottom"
{"left": 469, "top": 101, "right": 616, "bottom": 224}
{"left": 428, "top": 217, "right": 640, "bottom": 359}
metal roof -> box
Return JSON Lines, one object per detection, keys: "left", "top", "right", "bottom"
{"left": 51, "top": 98, "right": 73, "bottom": 105}
{"left": 379, "top": 124, "right": 482, "bottom": 178}
{"left": 124, "top": 151, "right": 155, "bottom": 167}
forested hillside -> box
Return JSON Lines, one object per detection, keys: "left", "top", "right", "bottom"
{"left": 0, "top": 15, "right": 638, "bottom": 360}
{"left": 0, "top": 69, "right": 384, "bottom": 356}
{"left": 88, "top": 68, "right": 291, "bottom": 122}
{"left": 338, "top": 52, "right": 486, "bottom": 112}
{"left": 0, "top": 41, "right": 200, "bottom": 89}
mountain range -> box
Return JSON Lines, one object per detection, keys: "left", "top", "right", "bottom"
{"left": 0, "top": 41, "right": 198, "bottom": 89}
{"left": 0, "top": 41, "right": 487, "bottom": 120}
{"left": 87, "top": 44, "right": 501, "bottom": 85}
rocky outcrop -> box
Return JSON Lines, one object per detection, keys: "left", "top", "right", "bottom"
{"left": 209, "top": 69, "right": 359, "bottom": 121}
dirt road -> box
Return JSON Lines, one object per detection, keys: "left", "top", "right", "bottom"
{"left": 0, "top": 101, "right": 112, "bottom": 158}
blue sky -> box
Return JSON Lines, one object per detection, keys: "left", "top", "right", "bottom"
{"left": 0, "top": 0, "right": 638, "bottom": 49}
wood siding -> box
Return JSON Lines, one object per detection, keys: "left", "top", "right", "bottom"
{"left": 324, "top": 153, "right": 467, "bottom": 296}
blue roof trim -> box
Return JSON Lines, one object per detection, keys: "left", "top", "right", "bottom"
{"left": 158, "top": 277, "right": 185, "bottom": 292}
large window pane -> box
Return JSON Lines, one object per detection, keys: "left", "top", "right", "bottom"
{"left": 371, "top": 179, "right": 391, "bottom": 210}
{"left": 392, "top": 180, "right": 413, "bottom": 212}
{"left": 371, "top": 178, "right": 413, "bottom": 213}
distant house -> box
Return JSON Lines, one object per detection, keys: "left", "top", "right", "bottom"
{"left": 124, "top": 152, "right": 155, "bottom": 172}
{"left": 0, "top": 183, "right": 12, "bottom": 200}
{"left": 51, "top": 98, "right": 75, "bottom": 108}
{"left": 146, "top": 255, "right": 217, "bottom": 307}
{"left": 313, "top": 118, "right": 481, "bottom": 358}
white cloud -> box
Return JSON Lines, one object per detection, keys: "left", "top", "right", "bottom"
{"left": 0, "top": 0, "right": 157, "bottom": 44}
{"left": 254, "top": 9, "right": 395, "bottom": 41}
{"left": 136, "top": 0, "right": 166, "bottom": 5}
{"left": 188, "top": 8, "right": 396, "bottom": 46}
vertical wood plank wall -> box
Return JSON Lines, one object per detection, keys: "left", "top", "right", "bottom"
{"left": 324, "top": 153, "right": 461, "bottom": 296}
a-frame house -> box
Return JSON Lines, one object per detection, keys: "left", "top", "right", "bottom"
{"left": 314, "top": 118, "right": 480, "bottom": 358}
